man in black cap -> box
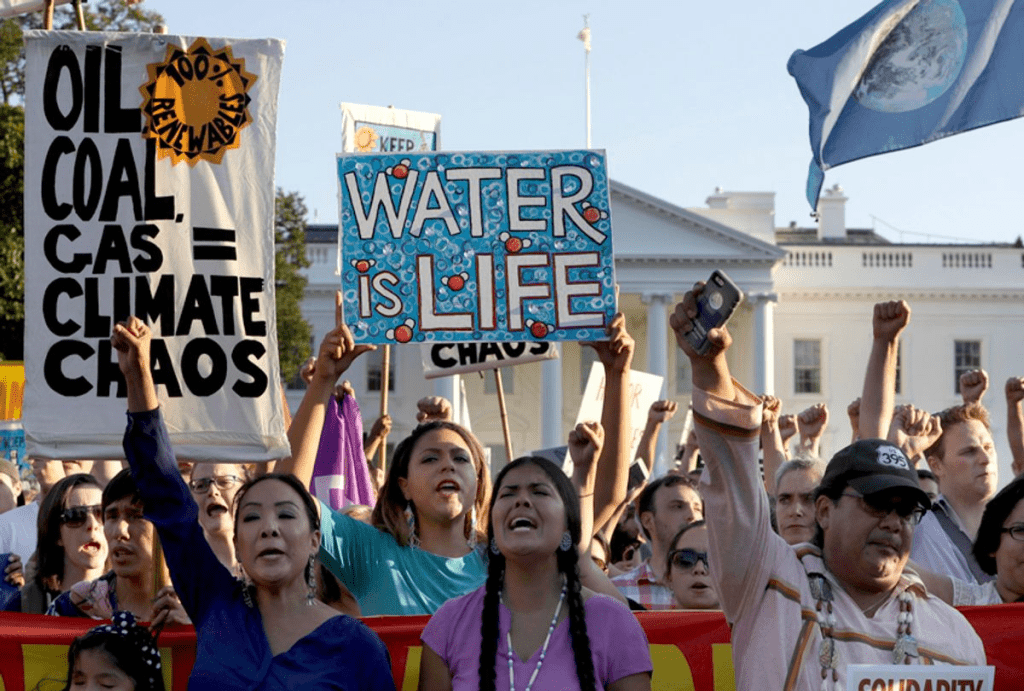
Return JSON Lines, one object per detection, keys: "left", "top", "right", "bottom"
{"left": 669, "top": 281, "right": 985, "bottom": 691}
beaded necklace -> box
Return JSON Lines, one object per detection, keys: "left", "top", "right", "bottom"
{"left": 501, "top": 576, "right": 568, "bottom": 691}
{"left": 809, "top": 573, "right": 917, "bottom": 691}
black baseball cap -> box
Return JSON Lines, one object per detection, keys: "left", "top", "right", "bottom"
{"left": 820, "top": 439, "right": 930, "bottom": 509}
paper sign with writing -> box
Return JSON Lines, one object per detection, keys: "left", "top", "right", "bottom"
{"left": 566, "top": 362, "right": 664, "bottom": 472}
{"left": 420, "top": 341, "right": 557, "bottom": 379}
{"left": 846, "top": 664, "right": 994, "bottom": 691}
{"left": 337, "top": 150, "right": 616, "bottom": 344}
{"left": 23, "top": 32, "right": 288, "bottom": 461}
{"left": 341, "top": 103, "right": 441, "bottom": 154}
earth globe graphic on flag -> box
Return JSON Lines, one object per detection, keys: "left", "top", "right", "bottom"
{"left": 853, "top": 0, "right": 968, "bottom": 113}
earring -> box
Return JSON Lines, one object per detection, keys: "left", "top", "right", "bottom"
{"left": 405, "top": 504, "right": 420, "bottom": 547}
{"left": 238, "top": 567, "right": 254, "bottom": 609}
{"left": 467, "top": 506, "right": 478, "bottom": 548}
{"left": 490, "top": 537, "right": 501, "bottom": 555}
{"left": 559, "top": 531, "right": 573, "bottom": 552}
{"left": 306, "top": 555, "right": 316, "bottom": 607}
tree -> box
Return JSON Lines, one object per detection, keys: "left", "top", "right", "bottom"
{"left": 2, "top": 0, "right": 165, "bottom": 105}
{"left": 274, "top": 189, "right": 313, "bottom": 384}
{"left": 0, "top": 104, "right": 24, "bottom": 360}
{"left": 0, "top": 1, "right": 164, "bottom": 360}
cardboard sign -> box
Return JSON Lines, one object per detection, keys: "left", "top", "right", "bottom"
{"left": 22, "top": 32, "right": 288, "bottom": 461}
{"left": 846, "top": 664, "right": 995, "bottom": 691}
{"left": 567, "top": 362, "right": 664, "bottom": 471}
{"left": 337, "top": 150, "right": 616, "bottom": 344}
{"left": 420, "top": 341, "right": 557, "bottom": 379}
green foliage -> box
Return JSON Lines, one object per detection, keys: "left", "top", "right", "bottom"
{"left": 1, "top": 0, "right": 164, "bottom": 105}
{"left": 274, "top": 189, "right": 313, "bottom": 384}
{"left": 0, "top": 103, "right": 23, "bottom": 359}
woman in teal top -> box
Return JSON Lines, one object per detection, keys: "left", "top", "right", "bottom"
{"left": 317, "top": 421, "right": 490, "bottom": 615}
{"left": 281, "top": 298, "right": 491, "bottom": 615}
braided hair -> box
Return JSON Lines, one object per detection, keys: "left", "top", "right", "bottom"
{"left": 478, "top": 456, "right": 597, "bottom": 691}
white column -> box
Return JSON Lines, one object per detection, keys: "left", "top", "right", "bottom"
{"left": 642, "top": 292, "right": 671, "bottom": 475}
{"left": 433, "top": 375, "right": 460, "bottom": 423}
{"left": 541, "top": 346, "right": 563, "bottom": 449}
{"left": 750, "top": 292, "right": 778, "bottom": 396}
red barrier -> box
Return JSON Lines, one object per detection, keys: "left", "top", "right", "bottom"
{"left": 0, "top": 607, "right": 1019, "bottom": 691}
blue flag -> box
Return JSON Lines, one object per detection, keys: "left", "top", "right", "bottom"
{"left": 789, "top": 0, "right": 1023, "bottom": 210}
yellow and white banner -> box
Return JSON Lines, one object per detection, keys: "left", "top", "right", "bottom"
{"left": 23, "top": 32, "right": 288, "bottom": 461}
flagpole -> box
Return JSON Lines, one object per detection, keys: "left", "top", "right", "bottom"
{"left": 581, "top": 15, "right": 592, "bottom": 148}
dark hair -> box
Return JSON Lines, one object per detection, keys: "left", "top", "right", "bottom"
{"left": 925, "top": 403, "right": 991, "bottom": 460}
{"left": 810, "top": 482, "right": 846, "bottom": 549}
{"left": 370, "top": 420, "right": 490, "bottom": 547}
{"left": 636, "top": 475, "right": 701, "bottom": 541}
{"left": 478, "top": 457, "right": 596, "bottom": 691}
{"left": 102, "top": 469, "right": 142, "bottom": 512}
{"left": 232, "top": 473, "right": 320, "bottom": 590}
{"left": 37, "top": 473, "right": 102, "bottom": 589}
{"left": 666, "top": 520, "right": 707, "bottom": 578}
{"left": 232, "top": 473, "right": 320, "bottom": 534}
{"left": 62, "top": 620, "right": 165, "bottom": 691}
{"left": 916, "top": 469, "right": 937, "bottom": 483}
{"left": 973, "top": 475, "right": 1024, "bottom": 575}
{"left": 609, "top": 522, "right": 641, "bottom": 564}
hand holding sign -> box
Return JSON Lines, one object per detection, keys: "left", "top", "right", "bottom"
{"left": 313, "top": 291, "right": 376, "bottom": 388}
{"left": 583, "top": 313, "right": 634, "bottom": 374}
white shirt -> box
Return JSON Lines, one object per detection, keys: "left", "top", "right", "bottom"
{"left": 0, "top": 501, "right": 39, "bottom": 563}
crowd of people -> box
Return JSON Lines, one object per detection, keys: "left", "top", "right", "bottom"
{"left": 1, "top": 285, "right": 1022, "bottom": 689}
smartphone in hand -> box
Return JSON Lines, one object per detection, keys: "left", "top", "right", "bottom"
{"left": 684, "top": 270, "right": 743, "bottom": 355}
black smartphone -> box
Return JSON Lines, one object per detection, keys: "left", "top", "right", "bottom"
{"left": 627, "top": 460, "right": 649, "bottom": 491}
{"left": 684, "top": 270, "right": 743, "bottom": 355}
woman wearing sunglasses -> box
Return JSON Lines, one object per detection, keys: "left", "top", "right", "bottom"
{"left": 664, "top": 521, "right": 719, "bottom": 610}
{"left": 22, "top": 474, "right": 108, "bottom": 613}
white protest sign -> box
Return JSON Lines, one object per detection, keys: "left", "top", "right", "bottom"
{"left": 23, "top": 32, "right": 288, "bottom": 461}
{"left": 420, "top": 341, "right": 558, "bottom": 379}
{"left": 846, "top": 665, "right": 994, "bottom": 691}
{"left": 566, "top": 362, "right": 663, "bottom": 472}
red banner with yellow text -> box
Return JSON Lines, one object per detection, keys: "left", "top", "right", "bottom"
{"left": 0, "top": 607, "right": 1019, "bottom": 691}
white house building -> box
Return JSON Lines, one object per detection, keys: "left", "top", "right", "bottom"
{"left": 291, "top": 182, "right": 1024, "bottom": 485}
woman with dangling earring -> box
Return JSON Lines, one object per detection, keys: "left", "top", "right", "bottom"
{"left": 112, "top": 318, "right": 395, "bottom": 691}
{"left": 417, "top": 450, "right": 653, "bottom": 691}
{"left": 281, "top": 294, "right": 492, "bottom": 615}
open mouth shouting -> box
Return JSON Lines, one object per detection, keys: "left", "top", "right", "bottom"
{"left": 436, "top": 480, "right": 461, "bottom": 496}
{"left": 508, "top": 516, "right": 537, "bottom": 532}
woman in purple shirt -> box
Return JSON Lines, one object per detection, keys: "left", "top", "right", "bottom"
{"left": 419, "top": 454, "right": 652, "bottom": 691}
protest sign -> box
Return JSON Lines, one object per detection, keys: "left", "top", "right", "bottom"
{"left": 337, "top": 150, "right": 616, "bottom": 344}
{"left": 567, "top": 362, "right": 663, "bottom": 472}
{"left": 341, "top": 102, "right": 441, "bottom": 155}
{"left": 420, "top": 340, "right": 557, "bottom": 379}
{"left": 1, "top": 606, "right": 1021, "bottom": 691}
{"left": 0, "top": 362, "right": 24, "bottom": 420}
{"left": 846, "top": 664, "right": 994, "bottom": 691}
{"left": 23, "top": 32, "right": 288, "bottom": 461}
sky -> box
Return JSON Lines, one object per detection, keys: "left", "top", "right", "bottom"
{"left": 154, "top": 0, "right": 1024, "bottom": 245}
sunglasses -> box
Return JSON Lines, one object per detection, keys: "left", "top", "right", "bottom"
{"left": 61, "top": 504, "right": 103, "bottom": 528}
{"left": 669, "top": 548, "right": 710, "bottom": 571}
{"left": 189, "top": 475, "right": 243, "bottom": 494}
{"left": 841, "top": 492, "right": 926, "bottom": 526}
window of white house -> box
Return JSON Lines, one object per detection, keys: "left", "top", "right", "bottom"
{"left": 954, "top": 340, "right": 981, "bottom": 394}
{"left": 794, "top": 339, "right": 821, "bottom": 394}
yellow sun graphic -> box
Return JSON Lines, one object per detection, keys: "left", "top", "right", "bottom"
{"left": 140, "top": 38, "right": 258, "bottom": 166}
{"left": 353, "top": 126, "right": 380, "bottom": 152}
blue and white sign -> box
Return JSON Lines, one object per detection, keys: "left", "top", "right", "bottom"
{"left": 337, "top": 150, "right": 617, "bottom": 344}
